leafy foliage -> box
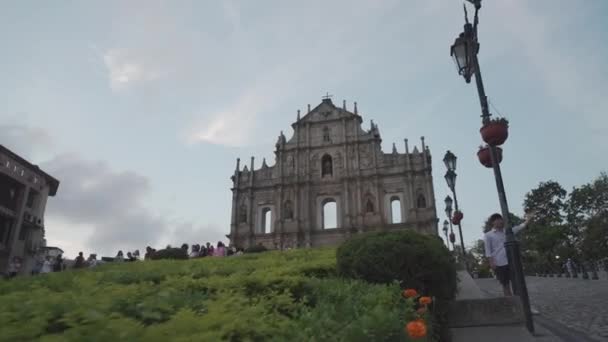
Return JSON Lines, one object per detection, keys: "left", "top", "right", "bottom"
{"left": 336, "top": 230, "right": 457, "bottom": 300}
{"left": 0, "top": 247, "right": 436, "bottom": 341}
{"left": 244, "top": 244, "right": 268, "bottom": 254}
{"left": 150, "top": 247, "right": 189, "bottom": 260}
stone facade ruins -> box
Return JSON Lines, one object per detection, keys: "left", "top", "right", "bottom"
{"left": 228, "top": 98, "right": 438, "bottom": 249}
{"left": 0, "top": 145, "right": 60, "bottom": 275}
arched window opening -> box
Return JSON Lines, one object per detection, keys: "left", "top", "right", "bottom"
{"left": 321, "top": 154, "right": 333, "bottom": 177}
{"left": 391, "top": 197, "right": 402, "bottom": 224}
{"left": 322, "top": 200, "right": 337, "bottom": 229}
{"left": 417, "top": 193, "right": 427, "bottom": 209}
{"left": 262, "top": 208, "right": 272, "bottom": 233}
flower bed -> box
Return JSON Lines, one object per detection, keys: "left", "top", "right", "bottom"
{"left": 0, "top": 248, "right": 437, "bottom": 341}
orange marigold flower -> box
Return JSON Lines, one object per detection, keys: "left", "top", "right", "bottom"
{"left": 419, "top": 296, "right": 432, "bottom": 306}
{"left": 402, "top": 289, "right": 418, "bottom": 298}
{"left": 405, "top": 320, "right": 427, "bottom": 339}
{"left": 416, "top": 307, "right": 427, "bottom": 315}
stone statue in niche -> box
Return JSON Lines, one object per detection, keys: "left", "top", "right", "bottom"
{"left": 284, "top": 200, "right": 293, "bottom": 220}
{"left": 365, "top": 198, "right": 374, "bottom": 213}
{"left": 417, "top": 193, "right": 427, "bottom": 209}
{"left": 286, "top": 154, "right": 294, "bottom": 169}
{"left": 239, "top": 203, "right": 247, "bottom": 223}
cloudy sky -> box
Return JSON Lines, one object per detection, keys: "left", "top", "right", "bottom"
{"left": 1, "top": 1, "right": 606, "bottom": 258}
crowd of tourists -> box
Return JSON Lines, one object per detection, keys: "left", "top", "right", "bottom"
{"left": 3, "top": 241, "right": 246, "bottom": 279}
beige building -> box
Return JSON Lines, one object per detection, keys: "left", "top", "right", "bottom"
{"left": 228, "top": 97, "right": 438, "bottom": 249}
{"left": 0, "top": 145, "right": 59, "bottom": 275}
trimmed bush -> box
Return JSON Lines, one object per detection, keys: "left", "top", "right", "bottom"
{"left": 244, "top": 244, "right": 268, "bottom": 254}
{"left": 150, "top": 247, "right": 188, "bottom": 260}
{"left": 337, "top": 230, "right": 457, "bottom": 300}
{"left": 0, "top": 248, "right": 434, "bottom": 341}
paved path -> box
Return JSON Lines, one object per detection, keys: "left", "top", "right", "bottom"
{"left": 476, "top": 276, "right": 608, "bottom": 342}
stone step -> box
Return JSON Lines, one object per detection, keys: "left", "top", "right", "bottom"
{"left": 451, "top": 325, "right": 537, "bottom": 342}
{"left": 448, "top": 296, "right": 525, "bottom": 328}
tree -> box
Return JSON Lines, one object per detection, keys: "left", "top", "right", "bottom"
{"left": 567, "top": 173, "right": 608, "bottom": 260}
{"left": 522, "top": 181, "right": 569, "bottom": 267}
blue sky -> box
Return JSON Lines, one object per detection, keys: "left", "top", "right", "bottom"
{"left": 1, "top": 0, "right": 606, "bottom": 258}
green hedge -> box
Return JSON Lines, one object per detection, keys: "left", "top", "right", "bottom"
{"left": 0, "top": 248, "right": 434, "bottom": 341}
{"left": 150, "top": 247, "right": 188, "bottom": 260}
{"left": 336, "top": 230, "right": 457, "bottom": 300}
{"left": 244, "top": 244, "right": 268, "bottom": 254}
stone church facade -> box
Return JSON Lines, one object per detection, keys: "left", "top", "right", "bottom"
{"left": 228, "top": 97, "right": 438, "bottom": 249}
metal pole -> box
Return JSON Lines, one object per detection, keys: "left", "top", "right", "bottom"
{"left": 471, "top": 50, "right": 535, "bottom": 333}
{"left": 451, "top": 189, "right": 467, "bottom": 260}
{"left": 447, "top": 216, "right": 456, "bottom": 252}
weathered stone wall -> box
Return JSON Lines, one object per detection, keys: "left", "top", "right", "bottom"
{"left": 228, "top": 99, "right": 438, "bottom": 249}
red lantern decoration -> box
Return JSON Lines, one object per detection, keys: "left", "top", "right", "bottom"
{"left": 477, "top": 146, "right": 503, "bottom": 168}
{"left": 480, "top": 118, "right": 509, "bottom": 146}
{"left": 452, "top": 211, "right": 463, "bottom": 225}
{"left": 449, "top": 232, "right": 456, "bottom": 243}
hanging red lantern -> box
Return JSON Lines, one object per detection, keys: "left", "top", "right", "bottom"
{"left": 480, "top": 118, "right": 509, "bottom": 146}
{"left": 477, "top": 145, "right": 502, "bottom": 168}
{"left": 449, "top": 232, "right": 456, "bottom": 243}
{"left": 452, "top": 211, "right": 463, "bottom": 225}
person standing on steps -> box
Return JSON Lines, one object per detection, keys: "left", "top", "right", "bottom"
{"left": 483, "top": 211, "right": 534, "bottom": 296}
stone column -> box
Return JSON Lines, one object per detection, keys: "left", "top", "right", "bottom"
{"left": 305, "top": 122, "right": 312, "bottom": 247}
{"left": 5, "top": 184, "right": 29, "bottom": 274}
{"left": 247, "top": 157, "right": 255, "bottom": 247}
{"left": 230, "top": 158, "right": 240, "bottom": 244}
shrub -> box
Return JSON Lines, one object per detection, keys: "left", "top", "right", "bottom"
{"left": 0, "top": 248, "right": 436, "bottom": 341}
{"left": 336, "top": 230, "right": 457, "bottom": 300}
{"left": 150, "top": 248, "right": 188, "bottom": 260}
{"left": 244, "top": 244, "right": 268, "bottom": 254}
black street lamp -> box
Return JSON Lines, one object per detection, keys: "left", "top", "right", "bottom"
{"left": 443, "top": 150, "right": 457, "bottom": 171}
{"left": 444, "top": 196, "right": 456, "bottom": 252}
{"left": 442, "top": 220, "right": 450, "bottom": 249}
{"left": 443, "top": 151, "right": 467, "bottom": 261}
{"left": 449, "top": 0, "right": 534, "bottom": 333}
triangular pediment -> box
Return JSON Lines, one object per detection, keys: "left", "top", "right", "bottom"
{"left": 295, "top": 99, "right": 360, "bottom": 125}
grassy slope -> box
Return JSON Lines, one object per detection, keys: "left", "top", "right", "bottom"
{"left": 0, "top": 248, "right": 423, "bottom": 342}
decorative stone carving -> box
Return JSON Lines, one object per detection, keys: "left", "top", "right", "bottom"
{"left": 239, "top": 203, "right": 247, "bottom": 223}
{"left": 228, "top": 98, "right": 437, "bottom": 250}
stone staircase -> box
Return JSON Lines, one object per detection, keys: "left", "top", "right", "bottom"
{"left": 448, "top": 271, "right": 556, "bottom": 342}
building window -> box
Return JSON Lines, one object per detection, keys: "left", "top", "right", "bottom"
{"left": 321, "top": 154, "right": 333, "bottom": 177}
{"left": 323, "top": 126, "right": 331, "bottom": 142}
{"left": 322, "top": 199, "right": 337, "bottom": 229}
{"left": 417, "top": 193, "right": 427, "bottom": 209}
{"left": 0, "top": 217, "right": 13, "bottom": 245}
{"left": 390, "top": 196, "right": 402, "bottom": 223}
{"left": 26, "top": 189, "right": 38, "bottom": 209}
{"left": 262, "top": 208, "right": 272, "bottom": 234}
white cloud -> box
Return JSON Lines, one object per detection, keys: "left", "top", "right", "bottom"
{"left": 102, "top": 48, "right": 163, "bottom": 91}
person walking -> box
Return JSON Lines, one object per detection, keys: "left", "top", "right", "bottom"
{"left": 41, "top": 256, "right": 53, "bottom": 274}
{"left": 483, "top": 212, "right": 534, "bottom": 296}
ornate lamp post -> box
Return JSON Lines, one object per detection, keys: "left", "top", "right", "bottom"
{"left": 443, "top": 151, "right": 466, "bottom": 259}
{"left": 444, "top": 196, "right": 456, "bottom": 252}
{"left": 442, "top": 220, "right": 450, "bottom": 249}
{"left": 449, "top": 0, "right": 534, "bottom": 333}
